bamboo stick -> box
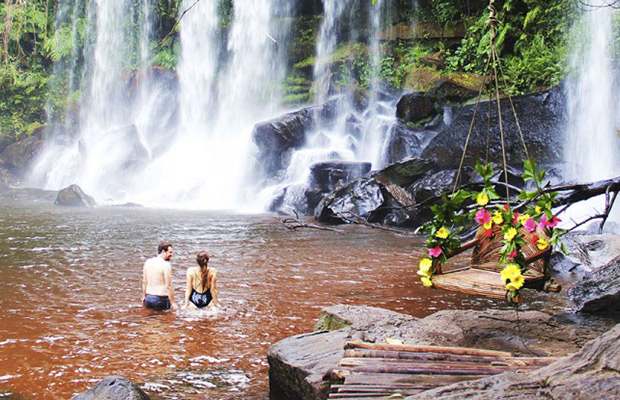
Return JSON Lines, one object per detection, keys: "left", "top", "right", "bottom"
{"left": 344, "top": 342, "right": 512, "bottom": 357}
{"left": 343, "top": 349, "right": 556, "bottom": 365}
{"left": 339, "top": 357, "right": 551, "bottom": 370}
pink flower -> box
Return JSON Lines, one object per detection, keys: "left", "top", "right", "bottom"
{"left": 512, "top": 212, "right": 520, "bottom": 224}
{"left": 503, "top": 204, "right": 511, "bottom": 211}
{"left": 429, "top": 246, "right": 443, "bottom": 258}
{"left": 524, "top": 218, "right": 537, "bottom": 232}
{"left": 475, "top": 209, "right": 491, "bottom": 225}
{"left": 548, "top": 216, "right": 561, "bottom": 228}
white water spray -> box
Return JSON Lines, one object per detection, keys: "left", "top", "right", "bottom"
{"left": 564, "top": 2, "right": 620, "bottom": 227}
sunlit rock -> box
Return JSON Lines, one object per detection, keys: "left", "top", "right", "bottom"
{"left": 55, "top": 184, "right": 96, "bottom": 207}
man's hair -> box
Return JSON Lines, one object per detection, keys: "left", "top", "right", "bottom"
{"left": 158, "top": 241, "right": 172, "bottom": 254}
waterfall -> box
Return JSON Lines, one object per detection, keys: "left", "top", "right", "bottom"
{"left": 30, "top": 0, "right": 291, "bottom": 209}
{"left": 564, "top": 2, "right": 620, "bottom": 227}
{"left": 267, "top": 0, "right": 397, "bottom": 214}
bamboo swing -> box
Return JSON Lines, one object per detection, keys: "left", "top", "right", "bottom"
{"left": 425, "top": 0, "right": 560, "bottom": 301}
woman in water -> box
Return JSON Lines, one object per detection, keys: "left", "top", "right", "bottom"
{"left": 184, "top": 251, "right": 218, "bottom": 309}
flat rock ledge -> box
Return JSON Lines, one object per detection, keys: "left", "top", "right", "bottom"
{"left": 267, "top": 305, "right": 615, "bottom": 400}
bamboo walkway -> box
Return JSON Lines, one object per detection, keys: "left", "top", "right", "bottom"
{"left": 325, "top": 341, "right": 557, "bottom": 399}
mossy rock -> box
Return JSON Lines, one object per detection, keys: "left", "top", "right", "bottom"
{"left": 314, "top": 311, "right": 351, "bottom": 332}
{"left": 404, "top": 67, "right": 441, "bottom": 92}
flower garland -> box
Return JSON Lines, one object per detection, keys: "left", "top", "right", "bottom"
{"left": 417, "top": 160, "right": 565, "bottom": 302}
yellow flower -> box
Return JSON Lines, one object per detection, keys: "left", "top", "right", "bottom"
{"left": 435, "top": 227, "right": 449, "bottom": 239}
{"left": 500, "top": 263, "right": 521, "bottom": 283}
{"left": 535, "top": 205, "right": 543, "bottom": 214}
{"left": 421, "top": 276, "right": 433, "bottom": 287}
{"left": 504, "top": 227, "right": 517, "bottom": 242}
{"left": 476, "top": 192, "right": 489, "bottom": 206}
{"left": 537, "top": 237, "right": 549, "bottom": 250}
{"left": 518, "top": 214, "right": 530, "bottom": 226}
{"left": 417, "top": 258, "right": 433, "bottom": 277}
{"left": 492, "top": 211, "right": 503, "bottom": 225}
{"left": 483, "top": 220, "right": 493, "bottom": 230}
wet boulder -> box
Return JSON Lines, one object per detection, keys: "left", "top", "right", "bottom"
{"left": 426, "top": 78, "right": 480, "bottom": 104}
{"left": 314, "top": 178, "right": 384, "bottom": 224}
{"left": 71, "top": 375, "right": 150, "bottom": 400}
{"left": 252, "top": 99, "right": 340, "bottom": 177}
{"left": 55, "top": 184, "right": 96, "bottom": 207}
{"left": 408, "top": 167, "right": 474, "bottom": 204}
{"left": 374, "top": 157, "right": 436, "bottom": 187}
{"left": 310, "top": 161, "right": 371, "bottom": 192}
{"left": 396, "top": 92, "right": 437, "bottom": 124}
{"left": 422, "top": 85, "right": 566, "bottom": 168}
{"left": 568, "top": 254, "right": 620, "bottom": 313}
{"left": 383, "top": 122, "right": 435, "bottom": 165}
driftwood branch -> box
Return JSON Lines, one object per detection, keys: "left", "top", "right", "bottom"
{"left": 276, "top": 213, "right": 342, "bottom": 232}
{"left": 334, "top": 211, "right": 414, "bottom": 235}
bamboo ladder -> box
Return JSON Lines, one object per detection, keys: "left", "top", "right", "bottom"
{"left": 426, "top": 0, "right": 560, "bottom": 301}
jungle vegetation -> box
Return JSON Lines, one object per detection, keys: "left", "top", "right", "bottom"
{"left": 0, "top": 0, "right": 595, "bottom": 139}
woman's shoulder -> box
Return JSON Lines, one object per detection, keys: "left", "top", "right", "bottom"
{"left": 186, "top": 266, "right": 200, "bottom": 275}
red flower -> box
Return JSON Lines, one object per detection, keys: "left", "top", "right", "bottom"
{"left": 484, "top": 229, "right": 493, "bottom": 238}
{"left": 531, "top": 234, "right": 539, "bottom": 245}
{"left": 508, "top": 249, "right": 517, "bottom": 259}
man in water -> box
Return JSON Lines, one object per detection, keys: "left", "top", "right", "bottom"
{"left": 142, "top": 241, "right": 177, "bottom": 311}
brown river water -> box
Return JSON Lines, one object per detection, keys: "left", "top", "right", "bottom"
{"left": 0, "top": 195, "right": 505, "bottom": 399}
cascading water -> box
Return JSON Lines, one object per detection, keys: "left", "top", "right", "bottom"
{"left": 270, "top": 0, "right": 400, "bottom": 214}
{"left": 564, "top": 2, "right": 620, "bottom": 226}
{"left": 30, "top": 0, "right": 159, "bottom": 200}
{"left": 30, "top": 0, "right": 291, "bottom": 209}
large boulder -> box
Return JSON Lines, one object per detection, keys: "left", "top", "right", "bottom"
{"left": 422, "top": 85, "right": 566, "bottom": 168}
{"left": 55, "top": 184, "right": 96, "bottom": 207}
{"left": 252, "top": 99, "right": 340, "bottom": 177}
{"left": 71, "top": 376, "right": 150, "bottom": 400}
{"left": 568, "top": 255, "right": 620, "bottom": 313}
{"left": 314, "top": 178, "right": 384, "bottom": 224}
{"left": 405, "top": 323, "right": 620, "bottom": 400}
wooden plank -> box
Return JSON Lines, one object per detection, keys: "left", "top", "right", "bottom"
{"left": 344, "top": 342, "right": 513, "bottom": 357}
{"left": 342, "top": 349, "right": 556, "bottom": 366}
{"left": 331, "top": 364, "right": 511, "bottom": 376}
{"left": 342, "top": 372, "right": 481, "bottom": 387}
{"left": 339, "top": 358, "right": 547, "bottom": 372}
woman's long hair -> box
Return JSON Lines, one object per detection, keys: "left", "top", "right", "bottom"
{"left": 196, "top": 251, "right": 210, "bottom": 291}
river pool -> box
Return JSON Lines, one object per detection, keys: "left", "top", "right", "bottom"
{"left": 0, "top": 195, "right": 498, "bottom": 399}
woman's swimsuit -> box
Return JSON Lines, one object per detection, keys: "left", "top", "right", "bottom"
{"left": 145, "top": 294, "right": 171, "bottom": 311}
{"left": 190, "top": 288, "right": 213, "bottom": 308}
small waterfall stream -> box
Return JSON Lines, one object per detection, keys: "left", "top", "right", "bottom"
{"left": 270, "top": 0, "right": 401, "bottom": 214}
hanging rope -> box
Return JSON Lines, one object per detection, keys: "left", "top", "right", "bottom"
{"left": 452, "top": 0, "right": 536, "bottom": 198}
